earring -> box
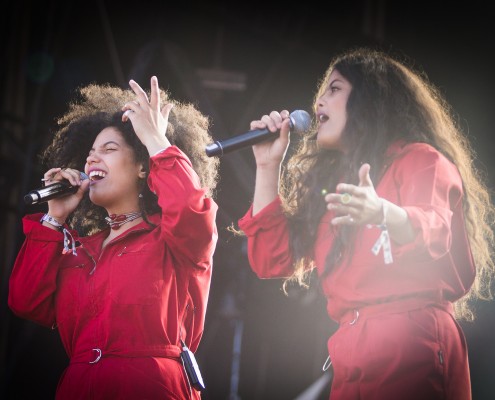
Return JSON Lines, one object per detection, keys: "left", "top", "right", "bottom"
{"left": 138, "top": 193, "right": 143, "bottom": 198}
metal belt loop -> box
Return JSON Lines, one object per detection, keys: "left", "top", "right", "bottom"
{"left": 89, "top": 348, "right": 102, "bottom": 364}
{"left": 322, "top": 355, "right": 332, "bottom": 372}
{"left": 349, "top": 309, "right": 360, "bottom": 325}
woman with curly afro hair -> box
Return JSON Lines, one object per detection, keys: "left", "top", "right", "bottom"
{"left": 9, "top": 76, "right": 219, "bottom": 399}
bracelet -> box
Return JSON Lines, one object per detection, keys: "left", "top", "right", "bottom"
{"left": 40, "top": 213, "right": 64, "bottom": 230}
{"left": 377, "top": 200, "right": 388, "bottom": 230}
{"left": 368, "top": 199, "right": 393, "bottom": 264}
{"left": 39, "top": 214, "right": 78, "bottom": 256}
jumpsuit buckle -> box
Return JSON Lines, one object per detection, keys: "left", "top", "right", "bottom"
{"left": 349, "top": 309, "right": 360, "bottom": 325}
{"left": 89, "top": 348, "right": 102, "bottom": 364}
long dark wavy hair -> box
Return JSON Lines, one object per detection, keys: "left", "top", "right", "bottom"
{"left": 281, "top": 47, "right": 495, "bottom": 320}
{"left": 41, "top": 83, "right": 219, "bottom": 236}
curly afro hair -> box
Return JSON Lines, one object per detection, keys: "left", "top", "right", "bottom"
{"left": 41, "top": 83, "right": 219, "bottom": 235}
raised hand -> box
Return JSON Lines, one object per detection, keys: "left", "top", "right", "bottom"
{"left": 250, "top": 110, "right": 291, "bottom": 168}
{"left": 325, "top": 163, "right": 383, "bottom": 226}
{"left": 122, "top": 76, "right": 172, "bottom": 155}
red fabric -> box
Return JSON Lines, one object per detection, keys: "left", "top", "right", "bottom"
{"left": 328, "top": 304, "right": 471, "bottom": 400}
{"left": 9, "top": 146, "right": 217, "bottom": 399}
{"left": 238, "top": 142, "right": 474, "bottom": 399}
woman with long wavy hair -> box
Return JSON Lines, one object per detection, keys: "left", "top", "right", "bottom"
{"left": 238, "top": 48, "right": 495, "bottom": 400}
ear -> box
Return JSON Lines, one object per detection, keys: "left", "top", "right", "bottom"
{"left": 138, "top": 164, "right": 147, "bottom": 179}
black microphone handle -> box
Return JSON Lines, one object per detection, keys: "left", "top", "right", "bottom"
{"left": 24, "top": 172, "right": 89, "bottom": 205}
{"left": 205, "top": 109, "right": 311, "bottom": 157}
{"left": 205, "top": 128, "right": 277, "bottom": 157}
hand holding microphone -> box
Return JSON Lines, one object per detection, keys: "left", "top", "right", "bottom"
{"left": 205, "top": 110, "right": 311, "bottom": 157}
{"left": 24, "top": 168, "right": 89, "bottom": 205}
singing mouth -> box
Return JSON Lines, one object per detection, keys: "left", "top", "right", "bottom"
{"left": 317, "top": 113, "right": 329, "bottom": 124}
{"left": 89, "top": 170, "right": 106, "bottom": 182}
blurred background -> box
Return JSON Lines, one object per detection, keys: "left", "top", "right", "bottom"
{"left": 1, "top": 1, "right": 494, "bottom": 399}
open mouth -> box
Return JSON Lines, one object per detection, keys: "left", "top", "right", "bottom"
{"left": 89, "top": 170, "right": 106, "bottom": 182}
{"left": 318, "top": 113, "right": 329, "bottom": 123}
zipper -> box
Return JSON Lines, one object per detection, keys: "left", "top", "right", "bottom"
{"left": 80, "top": 227, "right": 148, "bottom": 275}
{"left": 438, "top": 350, "right": 444, "bottom": 365}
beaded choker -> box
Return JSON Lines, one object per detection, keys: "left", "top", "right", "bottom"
{"left": 105, "top": 211, "right": 142, "bottom": 230}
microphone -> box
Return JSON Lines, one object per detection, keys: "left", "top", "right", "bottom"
{"left": 205, "top": 109, "right": 311, "bottom": 157}
{"left": 24, "top": 172, "right": 89, "bottom": 205}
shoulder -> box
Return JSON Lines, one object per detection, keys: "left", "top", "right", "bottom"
{"left": 388, "top": 141, "right": 462, "bottom": 186}
{"left": 390, "top": 142, "right": 454, "bottom": 168}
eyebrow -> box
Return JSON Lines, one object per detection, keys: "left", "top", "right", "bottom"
{"left": 329, "top": 78, "right": 344, "bottom": 85}
{"left": 90, "top": 140, "right": 121, "bottom": 151}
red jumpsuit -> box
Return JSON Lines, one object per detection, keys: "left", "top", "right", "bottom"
{"left": 238, "top": 142, "right": 474, "bottom": 400}
{"left": 9, "top": 146, "right": 218, "bottom": 399}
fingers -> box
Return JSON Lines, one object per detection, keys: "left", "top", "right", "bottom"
{"left": 43, "top": 168, "right": 85, "bottom": 187}
{"left": 330, "top": 213, "right": 356, "bottom": 226}
{"left": 160, "top": 102, "right": 174, "bottom": 122}
{"left": 128, "top": 79, "right": 150, "bottom": 106}
{"left": 60, "top": 168, "right": 85, "bottom": 186}
{"left": 122, "top": 77, "right": 163, "bottom": 123}
{"left": 250, "top": 110, "right": 290, "bottom": 132}
{"left": 324, "top": 164, "right": 382, "bottom": 226}
{"left": 325, "top": 192, "right": 358, "bottom": 225}
{"left": 43, "top": 168, "right": 62, "bottom": 184}
{"left": 149, "top": 76, "right": 160, "bottom": 110}
{"left": 358, "top": 163, "right": 373, "bottom": 187}
{"left": 121, "top": 100, "right": 141, "bottom": 122}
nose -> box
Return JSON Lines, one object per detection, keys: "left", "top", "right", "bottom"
{"left": 86, "top": 152, "right": 99, "bottom": 166}
{"left": 316, "top": 94, "right": 325, "bottom": 108}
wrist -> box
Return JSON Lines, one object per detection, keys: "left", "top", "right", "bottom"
{"left": 377, "top": 199, "right": 388, "bottom": 228}
{"left": 146, "top": 138, "right": 171, "bottom": 156}
{"left": 40, "top": 213, "right": 65, "bottom": 231}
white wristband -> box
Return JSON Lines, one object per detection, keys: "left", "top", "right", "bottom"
{"left": 40, "top": 213, "right": 64, "bottom": 229}
{"left": 368, "top": 199, "right": 393, "bottom": 264}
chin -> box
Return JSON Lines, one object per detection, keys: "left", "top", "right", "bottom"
{"left": 316, "top": 137, "right": 339, "bottom": 150}
{"left": 88, "top": 191, "right": 106, "bottom": 208}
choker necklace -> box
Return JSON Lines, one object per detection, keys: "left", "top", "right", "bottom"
{"left": 105, "top": 211, "right": 142, "bottom": 230}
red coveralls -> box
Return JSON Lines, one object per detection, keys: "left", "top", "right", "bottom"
{"left": 238, "top": 142, "right": 474, "bottom": 400}
{"left": 9, "top": 146, "right": 218, "bottom": 399}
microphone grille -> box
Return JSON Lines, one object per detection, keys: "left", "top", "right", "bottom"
{"left": 289, "top": 110, "right": 311, "bottom": 134}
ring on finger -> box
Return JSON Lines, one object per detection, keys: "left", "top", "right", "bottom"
{"left": 341, "top": 192, "right": 352, "bottom": 204}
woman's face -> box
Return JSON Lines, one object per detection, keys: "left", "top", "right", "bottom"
{"left": 315, "top": 69, "right": 352, "bottom": 151}
{"left": 84, "top": 127, "right": 145, "bottom": 212}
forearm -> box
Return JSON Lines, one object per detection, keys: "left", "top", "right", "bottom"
{"left": 381, "top": 199, "right": 415, "bottom": 245}
{"left": 144, "top": 137, "right": 171, "bottom": 157}
{"left": 252, "top": 165, "right": 281, "bottom": 215}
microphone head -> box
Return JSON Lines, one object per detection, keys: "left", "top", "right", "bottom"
{"left": 289, "top": 110, "right": 311, "bottom": 134}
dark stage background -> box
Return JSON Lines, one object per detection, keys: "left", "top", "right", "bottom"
{"left": 2, "top": 1, "right": 495, "bottom": 399}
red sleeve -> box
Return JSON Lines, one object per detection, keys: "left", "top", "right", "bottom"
{"left": 8, "top": 213, "right": 69, "bottom": 327}
{"left": 388, "top": 143, "right": 465, "bottom": 262}
{"left": 238, "top": 197, "right": 295, "bottom": 278}
{"left": 147, "top": 146, "right": 218, "bottom": 270}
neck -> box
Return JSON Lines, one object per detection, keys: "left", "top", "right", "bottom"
{"left": 105, "top": 210, "right": 142, "bottom": 230}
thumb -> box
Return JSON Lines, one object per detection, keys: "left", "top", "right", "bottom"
{"left": 358, "top": 163, "right": 374, "bottom": 188}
